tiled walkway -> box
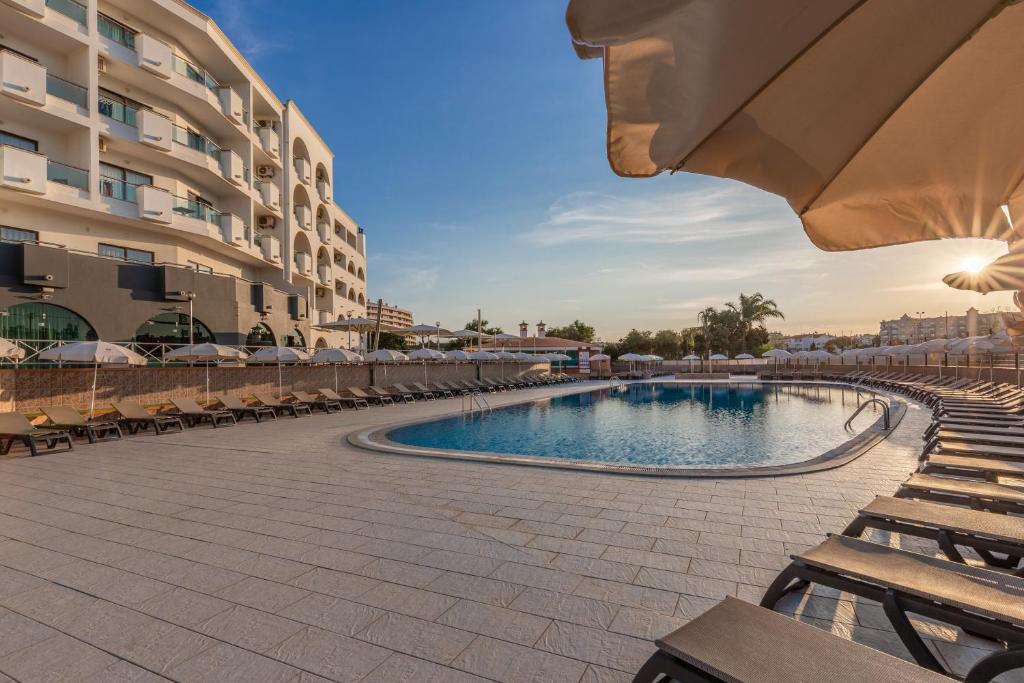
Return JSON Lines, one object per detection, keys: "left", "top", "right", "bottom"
{"left": 0, "top": 382, "right": 1002, "bottom": 681}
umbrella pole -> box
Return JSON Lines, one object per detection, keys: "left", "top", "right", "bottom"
{"left": 90, "top": 360, "right": 98, "bottom": 420}
{"left": 334, "top": 364, "right": 339, "bottom": 393}
{"left": 205, "top": 363, "right": 210, "bottom": 405}
{"left": 278, "top": 363, "right": 283, "bottom": 397}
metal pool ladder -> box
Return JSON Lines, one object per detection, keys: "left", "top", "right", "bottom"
{"left": 844, "top": 398, "right": 890, "bottom": 432}
{"left": 462, "top": 391, "right": 491, "bottom": 414}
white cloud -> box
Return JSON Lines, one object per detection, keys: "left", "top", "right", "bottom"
{"left": 212, "top": 0, "right": 287, "bottom": 59}
{"left": 521, "top": 185, "right": 797, "bottom": 246}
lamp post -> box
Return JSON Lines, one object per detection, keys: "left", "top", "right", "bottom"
{"left": 186, "top": 292, "right": 196, "bottom": 345}
{"left": 914, "top": 311, "right": 924, "bottom": 343}
{"left": 435, "top": 321, "right": 441, "bottom": 351}
{"left": 346, "top": 313, "right": 352, "bottom": 351}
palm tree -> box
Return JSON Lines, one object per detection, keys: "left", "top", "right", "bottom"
{"left": 727, "top": 293, "right": 785, "bottom": 352}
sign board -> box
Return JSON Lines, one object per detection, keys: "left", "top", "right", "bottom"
{"left": 578, "top": 348, "right": 590, "bottom": 373}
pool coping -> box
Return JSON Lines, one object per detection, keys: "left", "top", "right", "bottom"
{"left": 348, "top": 380, "right": 908, "bottom": 478}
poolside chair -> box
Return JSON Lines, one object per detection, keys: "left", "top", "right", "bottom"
{"left": 481, "top": 378, "right": 508, "bottom": 392}
{"left": 844, "top": 496, "right": 1024, "bottom": 571}
{"left": 897, "top": 473, "right": 1024, "bottom": 515}
{"left": 761, "top": 534, "right": 1024, "bottom": 674}
{"left": 0, "top": 412, "right": 73, "bottom": 457}
{"left": 634, "top": 596, "right": 955, "bottom": 683}
{"left": 252, "top": 393, "right": 312, "bottom": 417}
{"left": 318, "top": 388, "right": 368, "bottom": 410}
{"left": 169, "top": 398, "right": 237, "bottom": 428}
{"left": 920, "top": 453, "right": 1024, "bottom": 481}
{"left": 463, "top": 379, "right": 495, "bottom": 393}
{"left": 370, "top": 385, "right": 413, "bottom": 403}
{"left": 291, "top": 390, "right": 341, "bottom": 413}
{"left": 424, "top": 382, "right": 455, "bottom": 398}
{"left": 347, "top": 386, "right": 392, "bottom": 406}
{"left": 394, "top": 383, "right": 434, "bottom": 400}
{"left": 41, "top": 406, "right": 122, "bottom": 444}
{"left": 214, "top": 395, "right": 277, "bottom": 422}
{"left": 432, "top": 381, "right": 465, "bottom": 396}
{"left": 112, "top": 402, "right": 185, "bottom": 435}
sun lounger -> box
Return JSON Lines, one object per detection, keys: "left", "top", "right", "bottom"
{"left": 0, "top": 412, "right": 73, "bottom": 457}
{"left": 347, "top": 386, "right": 392, "bottom": 406}
{"left": 41, "top": 406, "right": 122, "bottom": 443}
{"left": 421, "top": 382, "right": 454, "bottom": 398}
{"left": 170, "top": 398, "right": 237, "bottom": 428}
{"left": 897, "top": 473, "right": 1024, "bottom": 514}
{"left": 634, "top": 596, "right": 953, "bottom": 683}
{"left": 844, "top": 496, "right": 1024, "bottom": 570}
{"left": 370, "top": 385, "right": 412, "bottom": 403}
{"left": 393, "top": 383, "right": 434, "bottom": 400}
{"left": 291, "top": 390, "right": 341, "bottom": 413}
{"left": 214, "top": 395, "right": 277, "bottom": 422}
{"left": 113, "top": 402, "right": 184, "bottom": 435}
{"left": 481, "top": 378, "right": 508, "bottom": 391}
{"left": 433, "top": 381, "right": 467, "bottom": 396}
{"left": 761, "top": 534, "right": 1024, "bottom": 673}
{"left": 252, "top": 393, "right": 312, "bottom": 417}
{"left": 318, "top": 388, "right": 368, "bottom": 410}
{"left": 921, "top": 453, "right": 1024, "bottom": 481}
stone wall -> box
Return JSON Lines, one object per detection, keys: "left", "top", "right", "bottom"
{"left": 0, "top": 362, "right": 550, "bottom": 412}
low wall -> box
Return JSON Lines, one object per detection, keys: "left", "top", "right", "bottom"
{"left": 0, "top": 362, "right": 550, "bottom": 412}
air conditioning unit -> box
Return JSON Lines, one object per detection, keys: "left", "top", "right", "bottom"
{"left": 316, "top": 288, "right": 325, "bottom": 297}
{"left": 97, "top": 56, "right": 107, "bottom": 73}
{"left": 256, "top": 165, "right": 274, "bottom": 178}
{"left": 256, "top": 120, "right": 271, "bottom": 128}
{"left": 297, "top": 311, "right": 307, "bottom": 320}
{"left": 257, "top": 215, "right": 276, "bottom": 229}
{"left": 97, "top": 137, "right": 108, "bottom": 153}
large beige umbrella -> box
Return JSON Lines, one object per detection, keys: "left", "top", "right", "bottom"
{"left": 566, "top": 1, "right": 1024, "bottom": 252}
{"left": 39, "top": 341, "right": 147, "bottom": 418}
{"left": 164, "top": 343, "right": 249, "bottom": 404}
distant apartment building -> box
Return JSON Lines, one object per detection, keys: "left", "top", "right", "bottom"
{"left": 879, "top": 307, "right": 1004, "bottom": 344}
{"left": 0, "top": 0, "right": 367, "bottom": 349}
{"left": 783, "top": 334, "right": 834, "bottom": 351}
{"left": 366, "top": 300, "right": 413, "bottom": 330}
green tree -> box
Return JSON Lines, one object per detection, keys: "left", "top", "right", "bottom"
{"left": 652, "top": 329, "right": 683, "bottom": 359}
{"left": 618, "top": 329, "right": 654, "bottom": 355}
{"left": 463, "top": 319, "right": 503, "bottom": 335}
{"left": 376, "top": 332, "right": 407, "bottom": 350}
{"left": 725, "top": 292, "right": 785, "bottom": 352}
{"left": 547, "top": 320, "right": 596, "bottom": 343}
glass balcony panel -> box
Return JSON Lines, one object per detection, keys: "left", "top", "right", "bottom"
{"left": 47, "top": 160, "right": 88, "bottom": 191}
{"left": 99, "top": 176, "right": 139, "bottom": 203}
{"left": 98, "top": 14, "right": 135, "bottom": 49}
{"left": 46, "top": 74, "right": 87, "bottom": 108}
{"left": 98, "top": 95, "right": 138, "bottom": 126}
{"left": 45, "top": 0, "right": 86, "bottom": 25}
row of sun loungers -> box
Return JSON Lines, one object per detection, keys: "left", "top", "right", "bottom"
{"left": 0, "top": 372, "right": 579, "bottom": 457}
{"left": 636, "top": 370, "right": 1024, "bottom": 682}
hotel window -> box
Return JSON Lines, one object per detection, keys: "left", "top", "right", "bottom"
{"left": 98, "top": 243, "right": 154, "bottom": 265}
{"left": 97, "top": 13, "right": 136, "bottom": 50}
{"left": 187, "top": 260, "right": 213, "bottom": 274}
{"left": 98, "top": 88, "right": 146, "bottom": 127}
{"left": 100, "top": 162, "right": 152, "bottom": 203}
{"left": 0, "top": 226, "right": 38, "bottom": 242}
{"left": 0, "top": 130, "right": 38, "bottom": 152}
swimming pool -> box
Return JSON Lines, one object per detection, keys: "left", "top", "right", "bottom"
{"left": 372, "top": 382, "right": 896, "bottom": 474}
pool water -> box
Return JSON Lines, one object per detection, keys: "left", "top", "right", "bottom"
{"left": 387, "top": 382, "right": 882, "bottom": 469}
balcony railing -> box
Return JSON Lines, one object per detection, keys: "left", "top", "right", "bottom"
{"left": 171, "top": 195, "right": 222, "bottom": 225}
{"left": 46, "top": 73, "right": 87, "bottom": 108}
{"left": 171, "top": 54, "right": 219, "bottom": 95}
{"left": 98, "top": 94, "right": 139, "bottom": 126}
{"left": 99, "top": 176, "right": 141, "bottom": 203}
{"left": 45, "top": 0, "right": 86, "bottom": 25}
{"left": 253, "top": 232, "right": 262, "bottom": 246}
{"left": 47, "top": 160, "right": 88, "bottom": 191}
{"left": 171, "top": 124, "right": 222, "bottom": 162}
{"left": 98, "top": 14, "right": 136, "bottom": 50}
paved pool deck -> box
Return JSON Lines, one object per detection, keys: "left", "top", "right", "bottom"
{"left": 0, "top": 380, "right": 1006, "bottom": 681}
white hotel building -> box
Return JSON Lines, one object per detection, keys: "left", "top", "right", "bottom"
{"left": 0, "top": 0, "right": 367, "bottom": 348}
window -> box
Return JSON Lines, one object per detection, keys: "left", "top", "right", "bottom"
{"left": 0, "top": 226, "right": 38, "bottom": 242}
{"left": 98, "top": 13, "right": 136, "bottom": 50}
{"left": 187, "top": 260, "right": 213, "bottom": 274}
{"left": 99, "top": 162, "right": 152, "bottom": 203}
{"left": 4, "top": 303, "right": 97, "bottom": 342}
{"left": 0, "top": 130, "right": 38, "bottom": 152}
{"left": 98, "top": 88, "right": 145, "bottom": 126}
{"left": 98, "top": 243, "right": 154, "bottom": 264}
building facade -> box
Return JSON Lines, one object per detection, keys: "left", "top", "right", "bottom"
{"left": 365, "top": 300, "right": 413, "bottom": 330}
{"left": 879, "top": 308, "right": 1004, "bottom": 345}
{"left": 0, "top": 0, "right": 366, "bottom": 348}
{"left": 782, "top": 334, "right": 834, "bottom": 352}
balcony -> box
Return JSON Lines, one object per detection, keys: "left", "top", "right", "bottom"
{"left": 317, "top": 222, "right": 331, "bottom": 244}
{"left": 317, "top": 264, "right": 330, "bottom": 285}
{"left": 260, "top": 234, "right": 280, "bottom": 263}
{"left": 3, "top": 0, "right": 44, "bottom": 16}
{"left": 46, "top": 73, "right": 87, "bottom": 108}
{"left": 294, "top": 157, "right": 311, "bottom": 185}
{"left": 172, "top": 54, "right": 219, "bottom": 95}
{"left": 135, "top": 108, "right": 172, "bottom": 152}
{"left": 294, "top": 204, "right": 311, "bottom": 230}
{"left": 294, "top": 251, "right": 311, "bottom": 276}
{"left": 220, "top": 213, "right": 246, "bottom": 245}
{"left": 98, "top": 13, "right": 135, "bottom": 49}
{"left": 218, "top": 87, "right": 244, "bottom": 125}
{"left": 317, "top": 179, "right": 330, "bottom": 203}
{"left": 136, "top": 184, "right": 172, "bottom": 223}
{"left": 256, "top": 126, "right": 279, "bottom": 159}
{"left": 254, "top": 179, "right": 280, "bottom": 211}
{"left": 46, "top": 159, "right": 88, "bottom": 191}
{"left": 220, "top": 150, "right": 246, "bottom": 187}
{"left": 171, "top": 194, "right": 222, "bottom": 225}
{"left": 0, "top": 144, "right": 47, "bottom": 194}
{"left": 45, "top": 0, "right": 85, "bottom": 25}
{"left": 171, "top": 123, "right": 222, "bottom": 163}
{"left": 0, "top": 49, "right": 46, "bottom": 106}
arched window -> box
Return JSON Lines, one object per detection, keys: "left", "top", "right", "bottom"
{"left": 314, "top": 337, "right": 327, "bottom": 349}
{"left": 132, "top": 312, "right": 214, "bottom": 346}
{"left": 4, "top": 303, "right": 97, "bottom": 342}
{"left": 245, "top": 322, "right": 275, "bottom": 347}
{"left": 283, "top": 328, "right": 305, "bottom": 348}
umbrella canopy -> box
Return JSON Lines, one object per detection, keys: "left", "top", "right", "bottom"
{"left": 589, "top": 353, "right": 611, "bottom": 361}
{"left": 761, "top": 349, "right": 792, "bottom": 359}
{"left": 709, "top": 354, "right": 728, "bottom": 361}
{"left": 492, "top": 351, "right": 516, "bottom": 360}
{"left": 734, "top": 353, "right": 755, "bottom": 360}
{"left": 311, "top": 348, "right": 363, "bottom": 363}
{"left": 492, "top": 333, "right": 521, "bottom": 341}
{"left": 395, "top": 324, "right": 452, "bottom": 336}
{"left": 163, "top": 343, "right": 249, "bottom": 362}
{"left": 805, "top": 349, "right": 836, "bottom": 361}
{"left": 566, "top": 1, "right": 1024, "bottom": 256}
{"left": 317, "top": 317, "right": 378, "bottom": 330}
{"left": 0, "top": 338, "right": 25, "bottom": 360}
{"left": 449, "top": 329, "right": 481, "bottom": 339}
{"left": 250, "top": 347, "right": 310, "bottom": 363}
{"left": 514, "top": 351, "right": 539, "bottom": 361}
{"left": 407, "top": 347, "right": 446, "bottom": 360}
{"left": 445, "top": 349, "right": 473, "bottom": 361}
{"left": 617, "top": 353, "right": 645, "bottom": 361}
{"left": 682, "top": 354, "right": 700, "bottom": 361}
{"left": 469, "top": 351, "right": 498, "bottom": 361}
{"left": 364, "top": 349, "right": 408, "bottom": 362}
{"left": 544, "top": 353, "right": 572, "bottom": 362}
{"left": 912, "top": 338, "right": 951, "bottom": 353}
{"left": 948, "top": 336, "right": 995, "bottom": 355}
{"left": 39, "top": 341, "right": 146, "bottom": 365}
{"left": 943, "top": 248, "right": 1023, "bottom": 294}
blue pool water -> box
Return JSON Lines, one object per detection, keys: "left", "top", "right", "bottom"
{"left": 387, "top": 383, "right": 881, "bottom": 469}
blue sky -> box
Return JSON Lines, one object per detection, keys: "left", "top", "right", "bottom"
{"left": 195, "top": 0, "right": 1012, "bottom": 340}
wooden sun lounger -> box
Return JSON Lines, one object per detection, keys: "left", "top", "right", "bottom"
{"left": 291, "top": 390, "right": 341, "bottom": 413}
{"left": 113, "top": 402, "right": 184, "bottom": 435}
{"left": 252, "top": 393, "right": 312, "bottom": 418}
{"left": 634, "top": 596, "right": 953, "bottom": 683}
{"left": 419, "top": 382, "right": 453, "bottom": 398}
{"left": 432, "top": 381, "right": 466, "bottom": 396}
{"left": 318, "top": 388, "right": 368, "bottom": 410}
{"left": 214, "top": 395, "right": 277, "bottom": 422}
{"left": 41, "top": 406, "right": 122, "bottom": 443}
{"left": 761, "top": 534, "right": 1024, "bottom": 674}
{"left": 370, "top": 385, "right": 413, "bottom": 403}
{"left": 0, "top": 412, "right": 73, "bottom": 457}
{"left": 844, "top": 496, "right": 1024, "bottom": 571}
{"left": 394, "top": 383, "right": 434, "bottom": 400}
{"left": 170, "top": 398, "right": 237, "bottom": 428}
{"left": 347, "top": 387, "right": 392, "bottom": 406}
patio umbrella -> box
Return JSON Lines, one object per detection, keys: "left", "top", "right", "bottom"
{"left": 762, "top": 348, "right": 792, "bottom": 372}
{"left": 735, "top": 353, "right": 754, "bottom": 359}
{"left": 407, "top": 347, "right": 445, "bottom": 383}
{"left": 163, "top": 343, "right": 249, "bottom": 404}
{"left": 566, "top": 1, "right": 1024, "bottom": 257}
{"left": 446, "top": 349, "right": 472, "bottom": 361}
{"left": 318, "top": 317, "right": 378, "bottom": 352}
{"left": 310, "top": 348, "right": 363, "bottom": 392}
{"left": 39, "top": 341, "right": 147, "bottom": 418}
{"left": 682, "top": 353, "right": 700, "bottom": 373}
{"left": 364, "top": 349, "right": 408, "bottom": 362}
{"left": 395, "top": 324, "right": 452, "bottom": 349}
{"left": 250, "top": 346, "right": 311, "bottom": 396}
{"left": 469, "top": 351, "right": 498, "bottom": 361}
{"left": 0, "top": 338, "right": 25, "bottom": 412}
{"left": 513, "top": 351, "right": 535, "bottom": 361}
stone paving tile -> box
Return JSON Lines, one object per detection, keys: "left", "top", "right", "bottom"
{"left": 0, "top": 633, "right": 118, "bottom": 682}
{"left": 437, "top": 598, "right": 552, "bottom": 646}
{"left": 269, "top": 626, "right": 391, "bottom": 681}
{"left": 196, "top": 604, "right": 306, "bottom": 651}
{"left": 359, "top": 611, "right": 476, "bottom": 664}
{"left": 451, "top": 634, "right": 588, "bottom": 683}
{"left": 214, "top": 576, "right": 309, "bottom": 613}
{"left": 278, "top": 593, "right": 384, "bottom": 636}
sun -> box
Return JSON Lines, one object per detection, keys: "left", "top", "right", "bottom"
{"left": 960, "top": 255, "right": 989, "bottom": 274}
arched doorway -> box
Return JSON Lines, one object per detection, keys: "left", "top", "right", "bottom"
{"left": 132, "top": 312, "right": 214, "bottom": 346}
{"left": 4, "top": 303, "right": 98, "bottom": 341}
{"left": 245, "top": 322, "right": 275, "bottom": 347}
{"left": 314, "top": 337, "right": 327, "bottom": 349}
{"left": 283, "top": 328, "right": 305, "bottom": 348}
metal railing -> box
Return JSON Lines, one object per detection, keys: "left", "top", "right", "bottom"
{"left": 46, "top": 73, "right": 88, "bottom": 108}
{"left": 171, "top": 195, "right": 223, "bottom": 225}
{"left": 46, "top": 0, "right": 87, "bottom": 25}
{"left": 171, "top": 124, "right": 222, "bottom": 162}
{"left": 461, "top": 391, "right": 491, "bottom": 414}
{"left": 98, "top": 94, "right": 139, "bottom": 126}
{"left": 845, "top": 398, "right": 890, "bottom": 432}
{"left": 98, "top": 13, "right": 135, "bottom": 49}
{"left": 171, "top": 54, "right": 219, "bottom": 94}
{"left": 99, "top": 176, "right": 142, "bottom": 203}
{"left": 46, "top": 160, "right": 89, "bottom": 191}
